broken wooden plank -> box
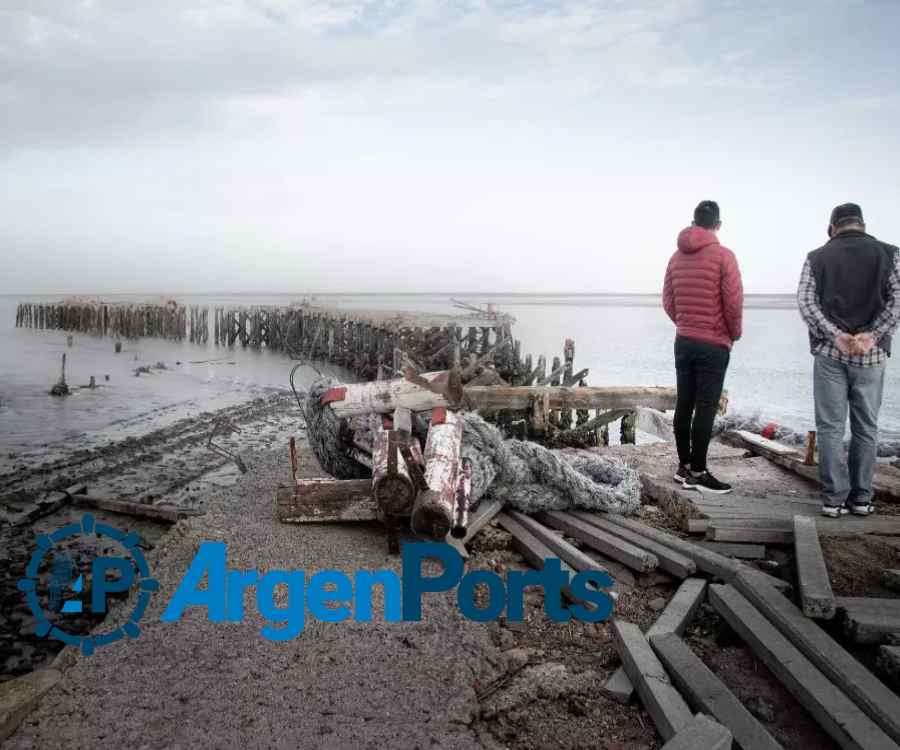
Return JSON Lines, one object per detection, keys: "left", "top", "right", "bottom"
{"left": 507, "top": 511, "right": 615, "bottom": 580}
{"left": 711, "top": 583, "right": 898, "bottom": 750}
{"left": 706, "top": 516, "right": 900, "bottom": 538}
{"left": 838, "top": 598, "right": 900, "bottom": 645}
{"left": 612, "top": 620, "right": 693, "bottom": 742}
{"left": 495, "top": 512, "right": 598, "bottom": 608}
{"left": 72, "top": 494, "right": 204, "bottom": 524}
{"left": 602, "top": 515, "right": 791, "bottom": 593}
{"left": 603, "top": 578, "right": 707, "bottom": 704}
{"left": 660, "top": 714, "right": 733, "bottom": 750}
{"left": 590, "top": 553, "right": 637, "bottom": 589}
{"left": 794, "top": 515, "right": 835, "bottom": 619}
{"left": 275, "top": 480, "right": 376, "bottom": 523}
{"left": 687, "top": 518, "right": 710, "bottom": 533}
{"left": 706, "top": 526, "right": 793, "bottom": 545}
{"left": 735, "top": 568, "right": 900, "bottom": 745}
{"left": 573, "top": 511, "right": 697, "bottom": 578}
{"left": 734, "top": 429, "right": 800, "bottom": 457}
{"left": 324, "top": 378, "right": 681, "bottom": 416}
{"left": 470, "top": 385, "right": 683, "bottom": 412}
{"left": 602, "top": 515, "right": 740, "bottom": 581}
{"left": 836, "top": 597, "right": 900, "bottom": 616}
{"left": 741, "top": 567, "right": 792, "bottom": 595}
{"left": 650, "top": 632, "right": 784, "bottom": 750}
{"left": 728, "top": 429, "right": 900, "bottom": 502}
{"left": 460, "top": 498, "right": 503, "bottom": 547}
{"left": 537, "top": 511, "right": 659, "bottom": 573}
{"left": 695, "top": 541, "right": 766, "bottom": 560}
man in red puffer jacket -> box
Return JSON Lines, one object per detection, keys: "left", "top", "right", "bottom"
{"left": 663, "top": 200, "right": 744, "bottom": 493}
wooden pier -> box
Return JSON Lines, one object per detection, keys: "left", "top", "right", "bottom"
{"left": 14, "top": 298, "right": 664, "bottom": 446}
{"left": 16, "top": 300, "right": 517, "bottom": 380}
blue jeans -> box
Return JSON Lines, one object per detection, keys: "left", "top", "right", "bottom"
{"left": 813, "top": 355, "right": 886, "bottom": 506}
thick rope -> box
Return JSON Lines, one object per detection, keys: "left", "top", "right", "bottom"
{"left": 302, "top": 378, "right": 641, "bottom": 514}
{"left": 304, "top": 378, "right": 372, "bottom": 480}
{"left": 461, "top": 413, "right": 641, "bottom": 514}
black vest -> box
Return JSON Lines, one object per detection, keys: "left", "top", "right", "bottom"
{"left": 807, "top": 230, "right": 898, "bottom": 355}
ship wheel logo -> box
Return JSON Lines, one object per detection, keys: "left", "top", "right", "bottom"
{"left": 17, "top": 513, "right": 159, "bottom": 656}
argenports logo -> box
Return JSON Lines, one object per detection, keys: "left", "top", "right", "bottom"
{"left": 20, "top": 518, "right": 613, "bottom": 652}
{"left": 158, "top": 542, "right": 615, "bottom": 639}
{"left": 17, "top": 513, "right": 160, "bottom": 655}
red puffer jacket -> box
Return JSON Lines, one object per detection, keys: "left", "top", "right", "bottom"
{"left": 662, "top": 226, "right": 743, "bottom": 349}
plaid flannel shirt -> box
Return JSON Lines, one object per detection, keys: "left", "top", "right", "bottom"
{"left": 797, "top": 252, "right": 900, "bottom": 367}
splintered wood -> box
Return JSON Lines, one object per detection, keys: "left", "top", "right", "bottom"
{"left": 275, "top": 479, "right": 376, "bottom": 523}
{"left": 411, "top": 408, "right": 463, "bottom": 540}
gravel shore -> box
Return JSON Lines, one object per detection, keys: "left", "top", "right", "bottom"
{"left": 5, "top": 444, "right": 505, "bottom": 750}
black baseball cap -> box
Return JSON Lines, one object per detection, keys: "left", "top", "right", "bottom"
{"left": 830, "top": 203, "right": 864, "bottom": 226}
{"left": 693, "top": 200, "right": 720, "bottom": 229}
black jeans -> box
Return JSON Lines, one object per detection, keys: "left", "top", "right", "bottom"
{"left": 673, "top": 336, "right": 730, "bottom": 472}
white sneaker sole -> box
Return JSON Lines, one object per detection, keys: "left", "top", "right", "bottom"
{"left": 682, "top": 481, "right": 732, "bottom": 495}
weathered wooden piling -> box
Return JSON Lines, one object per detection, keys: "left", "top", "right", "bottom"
{"left": 17, "top": 299, "right": 188, "bottom": 342}
{"left": 16, "top": 298, "right": 665, "bottom": 446}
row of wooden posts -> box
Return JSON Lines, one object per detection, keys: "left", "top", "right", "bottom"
{"left": 16, "top": 300, "right": 640, "bottom": 445}
{"left": 15, "top": 301, "right": 191, "bottom": 342}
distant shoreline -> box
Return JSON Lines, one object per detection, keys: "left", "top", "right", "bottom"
{"left": 0, "top": 291, "right": 796, "bottom": 299}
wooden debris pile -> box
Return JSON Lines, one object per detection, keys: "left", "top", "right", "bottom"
{"left": 276, "top": 366, "right": 682, "bottom": 551}
{"left": 499, "top": 508, "right": 900, "bottom": 749}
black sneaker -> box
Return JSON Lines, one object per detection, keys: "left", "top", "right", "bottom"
{"left": 683, "top": 470, "right": 732, "bottom": 494}
{"left": 673, "top": 464, "right": 690, "bottom": 483}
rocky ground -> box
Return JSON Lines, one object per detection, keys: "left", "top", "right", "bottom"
{"left": 3, "top": 414, "right": 899, "bottom": 748}
{"left": 1, "top": 392, "right": 302, "bottom": 678}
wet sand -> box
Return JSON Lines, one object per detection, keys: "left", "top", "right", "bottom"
{"left": 1, "top": 391, "right": 304, "bottom": 678}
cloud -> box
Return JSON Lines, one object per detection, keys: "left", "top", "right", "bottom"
{"left": 1, "top": 1, "right": 899, "bottom": 295}
{"left": 0, "top": 0, "right": 802, "bottom": 152}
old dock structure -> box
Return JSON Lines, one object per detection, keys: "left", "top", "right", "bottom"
{"left": 16, "top": 298, "right": 648, "bottom": 445}
{"left": 15, "top": 300, "right": 189, "bottom": 342}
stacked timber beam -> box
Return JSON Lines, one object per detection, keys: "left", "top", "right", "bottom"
{"left": 556, "top": 510, "right": 900, "bottom": 749}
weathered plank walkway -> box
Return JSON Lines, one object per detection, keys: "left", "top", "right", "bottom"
{"left": 608, "top": 439, "right": 900, "bottom": 542}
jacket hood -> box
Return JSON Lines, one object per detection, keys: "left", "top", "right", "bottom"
{"left": 677, "top": 226, "right": 719, "bottom": 254}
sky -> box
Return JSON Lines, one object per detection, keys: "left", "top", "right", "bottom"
{"left": 1, "top": 0, "right": 899, "bottom": 295}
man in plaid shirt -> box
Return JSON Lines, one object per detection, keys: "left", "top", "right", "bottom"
{"left": 798, "top": 203, "right": 900, "bottom": 517}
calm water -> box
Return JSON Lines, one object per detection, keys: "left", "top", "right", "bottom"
{"left": 1, "top": 293, "right": 898, "bottom": 458}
